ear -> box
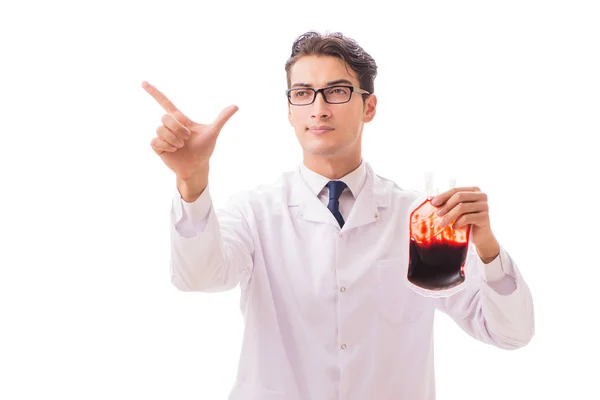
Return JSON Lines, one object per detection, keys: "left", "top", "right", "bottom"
{"left": 362, "top": 94, "right": 377, "bottom": 123}
{"left": 288, "top": 103, "right": 293, "bottom": 126}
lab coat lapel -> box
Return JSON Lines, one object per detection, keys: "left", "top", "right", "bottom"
{"left": 342, "top": 163, "right": 390, "bottom": 231}
{"left": 285, "top": 163, "right": 390, "bottom": 231}
{"left": 287, "top": 169, "right": 339, "bottom": 228}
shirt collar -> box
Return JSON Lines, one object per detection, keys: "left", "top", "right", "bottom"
{"left": 299, "top": 159, "right": 367, "bottom": 199}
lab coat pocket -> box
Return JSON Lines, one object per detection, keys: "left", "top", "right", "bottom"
{"left": 375, "top": 259, "right": 426, "bottom": 324}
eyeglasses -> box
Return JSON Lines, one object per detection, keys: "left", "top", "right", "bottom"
{"left": 286, "top": 85, "right": 370, "bottom": 105}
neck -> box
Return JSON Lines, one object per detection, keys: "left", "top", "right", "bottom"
{"left": 303, "top": 153, "right": 362, "bottom": 180}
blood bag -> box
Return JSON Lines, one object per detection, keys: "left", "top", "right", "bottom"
{"left": 405, "top": 173, "right": 471, "bottom": 297}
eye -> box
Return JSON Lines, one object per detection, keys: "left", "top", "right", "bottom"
{"left": 327, "top": 87, "right": 350, "bottom": 95}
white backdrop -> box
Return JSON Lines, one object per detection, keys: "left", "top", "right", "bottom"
{"left": 1, "top": 0, "right": 598, "bottom": 399}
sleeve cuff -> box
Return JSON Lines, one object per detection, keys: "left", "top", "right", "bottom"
{"left": 474, "top": 243, "right": 516, "bottom": 282}
{"left": 475, "top": 244, "right": 518, "bottom": 295}
{"left": 172, "top": 185, "right": 212, "bottom": 225}
{"left": 479, "top": 253, "right": 505, "bottom": 282}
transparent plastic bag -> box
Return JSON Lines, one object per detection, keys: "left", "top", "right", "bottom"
{"left": 405, "top": 172, "right": 471, "bottom": 297}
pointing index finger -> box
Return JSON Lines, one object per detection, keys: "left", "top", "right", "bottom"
{"left": 142, "top": 81, "right": 179, "bottom": 114}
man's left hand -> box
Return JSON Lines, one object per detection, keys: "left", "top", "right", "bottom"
{"left": 431, "top": 187, "right": 500, "bottom": 264}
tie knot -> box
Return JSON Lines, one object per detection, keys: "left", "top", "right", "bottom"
{"left": 327, "top": 180, "right": 347, "bottom": 201}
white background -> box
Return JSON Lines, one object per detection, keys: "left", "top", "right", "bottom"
{"left": 1, "top": 0, "right": 598, "bottom": 399}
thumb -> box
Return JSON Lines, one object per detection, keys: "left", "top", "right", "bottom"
{"left": 211, "top": 105, "right": 239, "bottom": 133}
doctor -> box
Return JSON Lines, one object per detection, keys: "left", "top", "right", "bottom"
{"left": 143, "top": 31, "right": 534, "bottom": 400}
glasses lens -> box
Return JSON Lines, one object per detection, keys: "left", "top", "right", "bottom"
{"left": 324, "top": 86, "right": 351, "bottom": 103}
{"left": 289, "top": 89, "right": 314, "bottom": 105}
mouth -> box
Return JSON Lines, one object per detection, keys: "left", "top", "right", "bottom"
{"left": 307, "top": 126, "right": 334, "bottom": 135}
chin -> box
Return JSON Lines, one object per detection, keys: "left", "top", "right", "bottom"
{"left": 304, "top": 145, "right": 341, "bottom": 156}
{"left": 297, "top": 132, "right": 347, "bottom": 156}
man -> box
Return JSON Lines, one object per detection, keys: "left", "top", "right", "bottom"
{"left": 143, "top": 31, "right": 534, "bottom": 400}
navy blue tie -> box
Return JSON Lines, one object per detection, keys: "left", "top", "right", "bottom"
{"left": 327, "top": 180, "right": 347, "bottom": 228}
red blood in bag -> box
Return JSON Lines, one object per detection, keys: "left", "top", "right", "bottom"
{"left": 407, "top": 198, "right": 470, "bottom": 290}
{"left": 408, "top": 240, "right": 469, "bottom": 290}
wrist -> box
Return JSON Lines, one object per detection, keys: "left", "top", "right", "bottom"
{"left": 177, "top": 164, "right": 209, "bottom": 203}
{"left": 476, "top": 239, "right": 500, "bottom": 264}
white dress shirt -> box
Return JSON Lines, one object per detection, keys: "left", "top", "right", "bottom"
{"left": 170, "top": 160, "right": 534, "bottom": 400}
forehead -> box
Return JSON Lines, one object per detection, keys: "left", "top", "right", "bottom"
{"left": 289, "top": 55, "right": 359, "bottom": 86}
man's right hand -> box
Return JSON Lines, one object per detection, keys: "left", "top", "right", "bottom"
{"left": 143, "top": 81, "right": 238, "bottom": 181}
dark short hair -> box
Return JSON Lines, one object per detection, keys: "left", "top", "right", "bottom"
{"left": 285, "top": 31, "right": 378, "bottom": 101}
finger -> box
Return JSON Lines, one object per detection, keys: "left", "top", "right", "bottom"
{"left": 431, "top": 186, "right": 481, "bottom": 206}
{"left": 435, "top": 191, "right": 487, "bottom": 216}
{"left": 440, "top": 201, "right": 489, "bottom": 228}
{"left": 150, "top": 137, "right": 177, "bottom": 154}
{"left": 453, "top": 211, "right": 490, "bottom": 230}
{"left": 211, "top": 105, "right": 239, "bottom": 132}
{"left": 156, "top": 126, "right": 184, "bottom": 148}
{"left": 161, "top": 113, "right": 191, "bottom": 140}
{"left": 142, "top": 81, "right": 180, "bottom": 114}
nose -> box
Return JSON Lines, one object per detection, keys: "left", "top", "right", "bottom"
{"left": 311, "top": 91, "right": 331, "bottom": 119}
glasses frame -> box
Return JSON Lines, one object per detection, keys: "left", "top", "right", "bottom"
{"left": 286, "top": 85, "right": 370, "bottom": 105}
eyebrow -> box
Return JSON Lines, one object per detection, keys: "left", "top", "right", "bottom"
{"left": 291, "top": 79, "right": 354, "bottom": 88}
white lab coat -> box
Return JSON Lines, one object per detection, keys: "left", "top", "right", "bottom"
{"left": 170, "top": 161, "right": 534, "bottom": 400}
